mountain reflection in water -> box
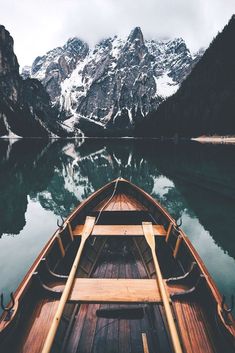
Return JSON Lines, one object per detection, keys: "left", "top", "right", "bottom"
{"left": 0, "top": 138, "right": 235, "bottom": 303}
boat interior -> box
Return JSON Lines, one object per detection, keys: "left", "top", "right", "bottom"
{"left": 0, "top": 180, "right": 234, "bottom": 353}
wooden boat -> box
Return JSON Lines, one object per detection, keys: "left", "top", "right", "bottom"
{"left": 0, "top": 178, "right": 234, "bottom": 353}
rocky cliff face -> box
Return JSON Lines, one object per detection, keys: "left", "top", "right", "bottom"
{"left": 32, "top": 38, "right": 89, "bottom": 102}
{"left": 0, "top": 25, "right": 66, "bottom": 137}
{"left": 136, "top": 16, "right": 235, "bottom": 137}
{"left": 30, "top": 27, "right": 201, "bottom": 134}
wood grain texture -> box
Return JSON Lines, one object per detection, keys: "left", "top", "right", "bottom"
{"left": 41, "top": 216, "right": 95, "bottom": 353}
{"left": 73, "top": 224, "right": 167, "bottom": 237}
{"left": 69, "top": 278, "right": 161, "bottom": 303}
{"left": 173, "top": 300, "right": 218, "bottom": 353}
{"left": 142, "top": 333, "right": 150, "bottom": 353}
{"left": 94, "top": 193, "right": 148, "bottom": 211}
{"left": 142, "top": 221, "right": 183, "bottom": 353}
{"left": 17, "top": 299, "right": 59, "bottom": 353}
{"left": 2, "top": 178, "right": 234, "bottom": 353}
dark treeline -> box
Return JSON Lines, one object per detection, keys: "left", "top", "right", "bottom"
{"left": 135, "top": 15, "right": 235, "bottom": 137}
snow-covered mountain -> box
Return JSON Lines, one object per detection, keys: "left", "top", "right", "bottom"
{"left": 29, "top": 27, "right": 202, "bottom": 132}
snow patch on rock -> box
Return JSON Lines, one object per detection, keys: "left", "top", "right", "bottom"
{"left": 154, "top": 73, "right": 179, "bottom": 98}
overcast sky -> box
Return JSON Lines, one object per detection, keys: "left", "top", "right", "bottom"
{"left": 0, "top": 0, "right": 235, "bottom": 66}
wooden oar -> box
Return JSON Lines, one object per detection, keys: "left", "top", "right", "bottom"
{"left": 42, "top": 216, "right": 96, "bottom": 353}
{"left": 142, "top": 222, "right": 183, "bottom": 353}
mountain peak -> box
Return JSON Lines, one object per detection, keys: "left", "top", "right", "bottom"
{"left": 66, "top": 37, "right": 87, "bottom": 47}
{"left": 226, "top": 14, "right": 235, "bottom": 31}
{"left": 64, "top": 37, "right": 89, "bottom": 55}
{"left": 127, "top": 27, "right": 144, "bottom": 43}
{"left": 30, "top": 30, "right": 199, "bottom": 133}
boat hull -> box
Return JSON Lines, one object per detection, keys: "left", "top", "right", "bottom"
{"left": 0, "top": 178, "right": 234, "bottom": 353}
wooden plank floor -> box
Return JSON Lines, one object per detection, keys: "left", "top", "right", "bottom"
{"left": 94, "top": 193, "right": 147, "bottom": 211}
{"left": 64, "top": 238, "right": 173, "bottom": 353}
{"left": 7, "top": 239, "right": 226, "bottom": 353}
{"left": 63, "top": 238, "right": 225, "bottom": 353}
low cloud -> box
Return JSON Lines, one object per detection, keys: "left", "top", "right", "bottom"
{"left": 0, "top": 0, "right": 234, "bottom": 66}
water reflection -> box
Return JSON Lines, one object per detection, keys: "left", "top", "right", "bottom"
{"left": 0, "top": 138, "right": 235, "bottom": 299}
{"left": 0, "top": 139, "right": 53, "bottom": 236}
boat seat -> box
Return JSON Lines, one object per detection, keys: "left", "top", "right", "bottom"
{"left": 67, "top": 278, "right": 182, "bottom": 303}
{"left": 68, "top": 278, "right": 161, "bottom": 303}
{"left": 73, "top": 224, "right": 167, "bottom": 237}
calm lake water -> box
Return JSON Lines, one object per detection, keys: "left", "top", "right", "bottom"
{"left": 0, "top": 138, "right": 235, "bottom": 306}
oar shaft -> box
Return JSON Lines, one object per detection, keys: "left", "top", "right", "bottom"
{"left": 151, "top": 251, "right": 183, "bottom": 353}
{"left": 42, "top": 216, "right": 95, "bottom": 353}
{"left": 41, "top": 241, "right": 84, "bottom": 353}
{"left": 142, "top": 222, "right": 183, "bottom": 353}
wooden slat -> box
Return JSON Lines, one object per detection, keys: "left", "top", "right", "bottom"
{"left": 73, "top": 224, "right": 166, "bottom": 237}
{"left": 15, "top": 299, "right": 60, "bottom": 353}
{"left": 65, "top": 304, "right": 89, "bottom": 353}
{"left": 56, "top": 235, "right": 65, "bottom": 257}
{"left": 69, "top": 279, "right": 161, "bottom": 303}
{"left": 67, "top": 278, "right": 182, "bottom": 303}
{"left": 173, "top": 300, "right": 217, "bottom": 353}
{"left": 67, "top": 222, "right": 74, "bottom": 241}
{"left": 173, "top": 235, "right": 183, "bottom": 258}
{"left": 166, "top": 222, "right": 173, "bottom": 242}
{"left": 94, "top": 193, "right": 147, "bottom": 211}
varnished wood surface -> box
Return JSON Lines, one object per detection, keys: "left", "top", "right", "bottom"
{"left": 69, "top": 278, "right": 161, "bottom": 303}
{"left": 4, "top": 237, "right": 231, "bottom": 353}
{"left": 67, "top": 278, "right": 184, "bottom": 303}
{"left": 94, "top": 193, "right": 148, "bottom": 211}
{"left": 142, "top": 222, "right": 183, "bottom": 353}
{"left": 1, "top": 178, "right": 234, "bottom": 353}
{"left": 142, "top": 333, "right": 150, "bottom": 353}
{"left": 68, "top": 278, "right": 175, "bottom": 303}
{"left": 174, "top": 299, "right": 219, "bottom": 353}
{"left": 12, "top": 299, "right": 59, "bottom": 353}
{"left": 64, "top": 237, "right": 171, "bottom": 353}
{"left": 42, "top": 216, "right": 96, "bottom": 353}
{"left": 73, "top": 224, "right": 167, "bottom": 237}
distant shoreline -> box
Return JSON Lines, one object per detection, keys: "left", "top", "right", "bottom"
{"left": 1, "top": 135, "right": 235, "bottom": 143}
{"left": 192, "top": 136, "right": 235, "bottom": 144}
